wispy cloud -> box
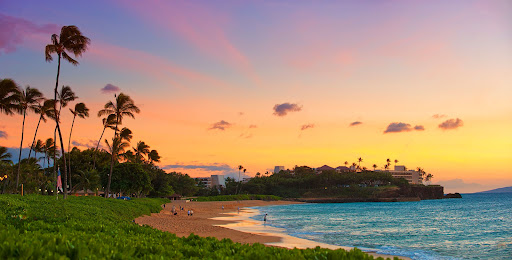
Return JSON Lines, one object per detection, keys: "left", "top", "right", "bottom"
{"left": 349, "top": 121, "right": 362, "bottom": 126}
{"left": 300, "top": 124, "right": 315, "bottom": 131}
{"left": 432, "top": 114, "right": 447, "bottom": 119}
{"left": 0, "top": 14, "right": 59, "bottom": 55}
{"left": 439, "top": 118, "right": 464, "bottom": 130}
{"left": 0, "top": 130, "right": 7, "bottom": 139}
{"left": 72, "top": 139, "right": 106, "bottom": 150}
{"left": 116, "top": 0, "right": 259, "bottom": 84}
{"left": 384, "top": 122, "right": 424, "bottom": 134}
{"left": 414, "top": 125, "right": 425, "bottom": 131}
{"left": 273, "top": 103, "right": 302, "bottom": 117}
{"left": 101, "top": 84, "right": 120, "bottom": 94}
{"left": 248, "top": 124, "right": 258, "bottom": 129}
{"left": 209, "top": 120, "right": 231, "bottom": 130}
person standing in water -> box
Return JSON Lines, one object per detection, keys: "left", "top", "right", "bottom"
{"left": 264, "top": 213, "right": 267, "bottom": 224}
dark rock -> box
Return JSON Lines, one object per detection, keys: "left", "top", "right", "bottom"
{"left": 444, "top": 193, "right": 462, "bottom": 199}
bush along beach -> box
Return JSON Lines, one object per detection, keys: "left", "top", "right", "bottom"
{"left": 0, "top": 194, "right": 396, "bottom": 259}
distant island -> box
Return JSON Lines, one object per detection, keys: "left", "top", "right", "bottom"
{"left": 476, "top": 186, "right": 512, "bottom": 193}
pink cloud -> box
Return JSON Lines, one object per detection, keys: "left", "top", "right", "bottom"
{"left": 0, "top": 13, "right": 59, "bottom": 55}
{"left": 116, "top": 0, "right": 260, "bottom": 84}
{"left": 85, "top": 41, "right": 232, "bottom": 91}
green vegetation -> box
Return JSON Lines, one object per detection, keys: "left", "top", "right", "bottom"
{"left": 0, "top": 194, "right": 395, "bottom": 259}
{"left": 195, "top": 194, "right": 281, "bottom": 202}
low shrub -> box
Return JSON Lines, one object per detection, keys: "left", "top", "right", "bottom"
{"left": 0, "top": 194, "right": 395, "bottom": 259}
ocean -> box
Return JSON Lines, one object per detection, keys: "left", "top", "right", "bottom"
{"left": 251, "top": 193, "right": 512, "bottom": 260}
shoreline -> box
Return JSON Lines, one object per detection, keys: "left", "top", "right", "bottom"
{"left": 135, "top": 200, "right": 409, "bottom": 260}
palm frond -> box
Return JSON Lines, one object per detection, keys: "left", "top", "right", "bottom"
{"left": 62, "top": 51, "right": 79, "bottom": 65}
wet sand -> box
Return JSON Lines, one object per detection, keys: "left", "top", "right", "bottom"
{"left": 135, "top": 200, "right": 410, "bottom": 259}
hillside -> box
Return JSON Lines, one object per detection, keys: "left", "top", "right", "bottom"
{"left": 477, "top": 186, "right": 512, "bottom": 193}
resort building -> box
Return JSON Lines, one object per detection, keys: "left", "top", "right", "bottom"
{"left": 211, "top": 175, "right": 225, "bottom": 188}
{"left": 315, "top": 165, "right": 335, "bottom": 174}
{"left": 274, "top": 166, "right": 285, "bottom": 173}
{"left": 388, "top": 166, "right": 422, "bottom": 184}
{"left": 196, "top": 175, "right": 226, "bottom": 188}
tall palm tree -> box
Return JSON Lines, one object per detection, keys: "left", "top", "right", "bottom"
{"left": 0, "top": 79, "right": 21, "bottom": 115}
{"left": 133, "top": 141, "right": 150, "bottom": 163}
{"left": 43, "top": 138, "right": 57, "bottom": 171}
{"left": 45, "top": 25, "right": 90, "bottom": 198}
{"left": 394, "top": 159, "right": 399, "bottom": 167}
{"left": 14, "top": 86, "right": 44, "bottom": 189}
{"left": 384, "top": 164, "right": 389, "bottom": 171}
{"left": 28, "top": 99, "right": 55, "bottom": 159}
{"left": 93, "top": 114, "right": 117, "bottom": 168}
{"left": 98, "top": 93, "right": 139, "bottom": 197}
{"left": 358, "top": 157, "right": 363, "bottom": 168}
{"left": 236, "top": 165, "right": 243, "bottom": 195}
{"left": 148, "top": 150, "right": 161, "bottom": 164}
{"left": 344, "top": 161, "right": 348, "bottom": 167}
{"left": 67, "top": 102, "right": 89, "bottom": 188}
{"left": 372, "top": 164, "right": 377, "bottom": 171}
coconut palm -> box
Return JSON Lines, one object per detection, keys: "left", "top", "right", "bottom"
{"left": 133, "top": 141, "right": 150, "bottom": 163}
{"left": 45, "top": 25, "right": 90, "bottom": 198}
{"left": 0, "top": 146, "right": 12, "bottom": 163}
{"left": 148, "top": 150, "right": 161, "bottom": 164}
{"left": 97, "top": 93, "right": 139, "bottom": 197}
{"left": 358, "top": 157, "right": 363, "bottom": 168}
{"left": 384, "top": 164, "right": 389, "bottom": 171}
{"left": 236, "top": 165, "right": 243, "bottom": 195}
{"left": 394, "top": 159, "right": 399, "bottom": 166}
{"left": 28, "top": 99, "right": 55, "bottom": 159}
{"left": 93, "top": 114, "right": 117, "bottom": 168}
{"left": 344, "top": 161, "right": 348, "bottom": 167}
{"left": 32, "top": 139, "right": 45, "bottom": 161}
{"left": 67, "top": 102, "right": 89, "bottom": 186}
{"left": 372, "top": 164, "right": 377, "bottom": 171}
{"left": 0, "top": 79, "right": 21, "bottom": 115}
{"left": 14, "top": 86, "right": 44, "bottom": 189}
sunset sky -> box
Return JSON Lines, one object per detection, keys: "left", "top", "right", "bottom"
{"left": 1, "top": 0, "right": 511, "bottom": 193}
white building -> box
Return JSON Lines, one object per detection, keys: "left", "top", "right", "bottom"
{"left": 274, "top": 166, "right": 285, "bottom": 173}
{"left": 389, "top": 165, "right": 422, "bottom": 184}
{"left": 211, "top": 175, "right": 225, "bottom": 188}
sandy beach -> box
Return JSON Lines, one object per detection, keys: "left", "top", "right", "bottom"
{"left": 135, "top": 200, "right": 410, "bottom": 260}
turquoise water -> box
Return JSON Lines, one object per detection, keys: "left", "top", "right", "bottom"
{"left": 252, "top": 193, "right": 512, "bottom": 259}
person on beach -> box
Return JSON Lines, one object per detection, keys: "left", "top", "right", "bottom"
{"left": 222, "top": 205, "right": 224, "bottom": 210}
{"left": 237, "top": 207, "right": 240, "bottom": 214}
{"left": 163, "top": 204, "right": 165, "bottom": 208}
{"left": 264, "top": 214, "right": 267, "bottom": 224}
{"left": 187, "top": 210, "right": 191, "bottom": 216}
{"left": 190, "top": 210, "right": 194, "bottom": 216}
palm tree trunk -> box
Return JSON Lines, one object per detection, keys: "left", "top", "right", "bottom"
{"left": 54, "top": 54, "right": 68, "bottom": 199}
{"left": 16, "top": 110, "right": 27, "bottom": 190}
{"left": 54, "top": 125, "right": 57, "bottom": 196}
{"left": 28, "top": 116, "right": 43, "bottom": 159}
{"left": 68, "top": 114, "right": 76, "bottom": 193}
{"left": 93, "top": 125, "right": 107, "bottom": 169}
{"left": 106, "top": 116, "right": 119, "bottom": 198}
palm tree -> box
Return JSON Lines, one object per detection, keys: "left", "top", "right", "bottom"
{"left": 33, "top": 139, "right": 45, "bottom": 161}
{"left": 97, "top": 93, "right": 139, "bottom": 197}
{"left": 28, "top": 99, "right": 55, "bottom": 159}
{"left": 67, "top": 102, "right": 89, "bottom": 187}
{"left": 93, "top": 114, "right": 117, "bottom": 168}
{"left": 133, "top": 141, "right": 150, "bottom": 163}
{"left": 14, "top": 86, "right": 44, "bottom": 189}
{"left": 0, "top": 79, "right": 20, "bottom": 115}
{"left": 344, "top": 161, "right": 348, "bottom": 167}
{"left": 0, "top": 146, "right": 12, "bottom": 163}
{"left": 236, "top": 165, "right": 243, "bottom": 195}
{"left": 358, "top": 157, "right": 363, "bottom": 168}
{"left": 394, "top": 159, "right": 398, "bottom": 167}
{"left": 372, "top": 164, "right": 377, "bottom": 171}
{"left": 45, "top": 25, "right": 90, "bottom": 198}
{"left": 148, "top": 150, "right": 161, "bottom": 164}
{"left": 384, "top": 164, "right": 389, "bottom": 171}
